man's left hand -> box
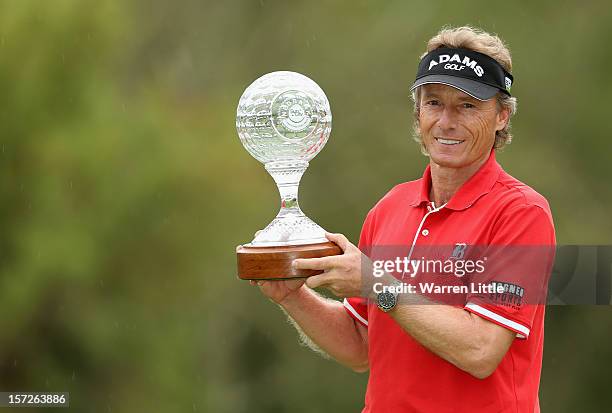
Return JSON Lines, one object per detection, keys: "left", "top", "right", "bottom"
{"left": 293, "top": 232, "right": 364, "bottom": 298}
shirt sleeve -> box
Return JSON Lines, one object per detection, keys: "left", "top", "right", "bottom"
{"left": 343, "top": 209, "right": 375, "bottom": 327}
{"left": 464, "top": 204, "right": 556, "bottom": 339}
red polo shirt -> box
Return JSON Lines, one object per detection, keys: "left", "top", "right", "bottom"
{"left": 344, "top": 150, "right": 555, "bottom": 412}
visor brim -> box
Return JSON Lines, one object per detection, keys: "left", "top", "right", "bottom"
{"left": 410, "top": 75, "right": 499, "bottom": 101}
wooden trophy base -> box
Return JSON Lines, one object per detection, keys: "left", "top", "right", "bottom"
{"left": 237, "top": 241, "right": 342, "bottom": 280}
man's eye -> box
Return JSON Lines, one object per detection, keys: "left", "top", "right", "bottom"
{"left": 462, "top": 102, "right": 475, "bottom": 109}
{"left": 426, "top": 100, "right": 439, "bottom": 106}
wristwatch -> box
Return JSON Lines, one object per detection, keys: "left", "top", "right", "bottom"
{"left": 376, "top": 287, "right": 399, "bottom": 313}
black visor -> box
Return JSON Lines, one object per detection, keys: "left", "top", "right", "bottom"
{"left": 410, "top": 47, "right": 513, "bottom": 100}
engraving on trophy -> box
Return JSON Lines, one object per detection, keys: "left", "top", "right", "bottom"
{"left": 271, "top": 90, "right": 318, "bottom": 140}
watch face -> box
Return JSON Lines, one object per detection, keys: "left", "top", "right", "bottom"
{"left": 378, "top": 291, "right": 397, "bottom": 311}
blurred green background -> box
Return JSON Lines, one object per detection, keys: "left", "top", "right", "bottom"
{"left": 0, "top": 0, "right": 611, "bottom": 412}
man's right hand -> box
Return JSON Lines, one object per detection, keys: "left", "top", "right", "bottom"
{"left": 249, "top": 278, "right": 306, "bottom": 306}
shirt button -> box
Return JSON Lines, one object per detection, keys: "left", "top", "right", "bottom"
{"left": 422, "top": 229, "right": 429, "bottom": 236}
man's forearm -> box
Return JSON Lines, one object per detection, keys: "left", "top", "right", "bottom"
{"left": 370, "top": 272, "right": 513, "bottom": 378}
{"left": 280, "top": 287, "right": 369, "bottom": 372}
{"left": 391, "top": 304, "right": 490, "bottom": 374}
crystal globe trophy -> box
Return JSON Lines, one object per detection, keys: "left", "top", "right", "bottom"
{"left": 236, "top": 71, "right": 341, "bottom": 280}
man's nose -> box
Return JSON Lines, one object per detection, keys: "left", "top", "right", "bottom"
{"left": 436, "top": 106, "right": 458, "bottom": 131}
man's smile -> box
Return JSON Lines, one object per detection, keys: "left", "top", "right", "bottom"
{"left": 435, "top": 137, "right": 465, "bottom": 146}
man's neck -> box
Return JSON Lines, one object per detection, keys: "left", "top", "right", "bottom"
{"left": 429, "top": 153, "right": 490, "bottom": 207}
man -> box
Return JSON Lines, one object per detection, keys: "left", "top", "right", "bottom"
{"left": 248, "top": 26, "right": 555, "bottom": 412}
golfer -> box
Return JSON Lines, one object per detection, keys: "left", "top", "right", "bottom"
{"left": 250, "top": 26, "right": 555, "bottom": 412}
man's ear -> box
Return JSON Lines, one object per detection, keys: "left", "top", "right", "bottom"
{"left": 496, "top": 106, "right": 510, "bottom": 132}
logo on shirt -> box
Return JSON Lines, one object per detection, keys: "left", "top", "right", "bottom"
{"left": 487, "top": 281, "right": 524, "bottom": 309}
{"left": 451, "top": 243, "right": 468, "bottom": 259}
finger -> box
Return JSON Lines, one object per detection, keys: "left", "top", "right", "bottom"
{"left": 305, "top": 273, "right": 332, "bottom": 289}
{"left": 325, "top": 232, "right": 351, "bottom": 252}
{"left": 293, "top": 256, "right": 337, "bottom": 271}
{"left": 285, "top": 278, "right": 305, "bottom": 290}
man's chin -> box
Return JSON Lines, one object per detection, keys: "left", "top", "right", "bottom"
{"left": 428, "top": 152, "right": 467, "bottom": 168}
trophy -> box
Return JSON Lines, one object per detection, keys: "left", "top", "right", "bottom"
{"left": 236, "top": 71, "right": 342, "bottom": 280}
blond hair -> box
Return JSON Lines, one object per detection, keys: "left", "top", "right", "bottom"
{"left": 412, "top": 26, "right": 517, "bottom": 153}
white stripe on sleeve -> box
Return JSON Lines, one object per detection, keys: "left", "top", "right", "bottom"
{"left": 343, "top": 298, "right": 368, "bottom": 327}
{"left": 465, "top": 302, "right": 529, "bottom": 339}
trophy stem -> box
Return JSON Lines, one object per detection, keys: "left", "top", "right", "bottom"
{"left": 246, "top": 159, "right": 327, "bottom": 247}
{"left": 265, "top": 160, "right": 308, "bottom": 218}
